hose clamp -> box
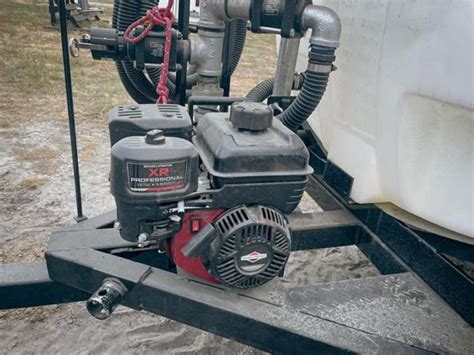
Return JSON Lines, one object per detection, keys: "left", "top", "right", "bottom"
{"left": 307, "top": 63, "right": 333, "bottom": 73}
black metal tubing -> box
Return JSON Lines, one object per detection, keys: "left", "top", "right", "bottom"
{"left": 58, "top": 0, "right": 85, "bottom": 221}
{"left": 44, "top": 247, "right": 428, "bottom": 354}
{"left": 416, "top": 230, "right": 474, "bottom": 263}
{"left": 288, "top": 210, "right": 360, "bottom": 250}
{"left": 175, "top": 0, "right": 190, "bottom": 105}
{"left": 356, "top": 207, "right": 474, "bottom": 325}
{"left": 302, "top": 176, "right": 407, "bottom": 275}
{"left": 0, "top": 181, "right": 470, "bottom": 352}
{"left": 0, "top": 262, "right": 88, "bottom": 309}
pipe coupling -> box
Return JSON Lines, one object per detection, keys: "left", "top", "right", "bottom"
{"left": 190, "top": 29, "right": 225, "bottom": 77}
{"left": 302, "top": 5, "right": 341, "bottom": 48}
{"left": 86, "top": 278, "right": 128, "bottom": 320}
{"left": 199, "top": 0, "right": 229, "bottom": 29}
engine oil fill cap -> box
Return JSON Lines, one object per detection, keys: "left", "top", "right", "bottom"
{"left": 146, "top": 129, "right": 166, "bottom": 145}
{"left": 230, "top": 101, "right": 273, "bottom": 131}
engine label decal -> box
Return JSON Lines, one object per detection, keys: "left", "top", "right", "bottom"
{"left": 241, "top": 251, "right": 268, "bottom": 263}
{"left": 127, "top": 161, "right": 187, "bottom": 192}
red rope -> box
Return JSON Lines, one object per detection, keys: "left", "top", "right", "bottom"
{"left": 124, "top": 1, "right": 175, "bottom": 104}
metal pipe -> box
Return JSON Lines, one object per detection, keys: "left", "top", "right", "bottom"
{"left": 190, "top": 0, "right": 231, "bottom": 114}
{"left": 86, "top": 278, "right": 128, "bottom": 320}
{"left": 301, "top": 5, "right": 341, "bottom": 48}
{"left": 273, "top": 37, "right": 301, "bottom": 96}
{"left": 58, "top": 0, "right": 85, "bottom": 221}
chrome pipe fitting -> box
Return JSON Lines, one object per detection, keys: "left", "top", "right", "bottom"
{"left": 302, "top": 5, "right": 341, "bottom": 48}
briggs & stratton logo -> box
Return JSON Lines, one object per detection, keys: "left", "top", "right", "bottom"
{"left": 241, "top": 251, "right": 267, "bottom": 263}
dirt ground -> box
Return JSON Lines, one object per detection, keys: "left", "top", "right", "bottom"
{"left": 0, "top": 1, "right": 379, "bottom": 354}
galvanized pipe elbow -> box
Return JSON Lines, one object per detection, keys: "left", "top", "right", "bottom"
{"left": 302, "top": 5, "right": 341, "bottom": 48}
{"left": 198, "top": 0, "right": 229, "bottom": 29}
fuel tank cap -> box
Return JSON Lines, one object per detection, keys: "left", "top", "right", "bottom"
{"left": 230, "top": 101, "right": 273, "bottom": 131}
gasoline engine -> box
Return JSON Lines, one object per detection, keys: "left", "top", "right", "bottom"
{"left": 75, "top": 0, "right": 341, "bottom": 288}
{"left": 109, "top": 101, "right": 311, "bottom": 288}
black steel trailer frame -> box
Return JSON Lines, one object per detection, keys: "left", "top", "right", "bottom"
{"left": 1, "top": 1, "right": 472, "bottom": 353}
{"left": 1, "top": 168, "right": 473, "bottom": 353}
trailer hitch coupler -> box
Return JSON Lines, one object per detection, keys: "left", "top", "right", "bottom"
{"left": 86, "top": 278, "right": 128, "bottom": 320}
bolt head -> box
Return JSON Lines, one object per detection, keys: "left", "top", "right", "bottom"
{"left": 169, "top": 215, "right": 181, "bottom": 223}
{"left": 137, "top": 233, "right": 148, "bottom": 243}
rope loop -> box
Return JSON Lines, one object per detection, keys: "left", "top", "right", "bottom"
{"left": 124, "top": 1, "right": 175, "bottom": 104}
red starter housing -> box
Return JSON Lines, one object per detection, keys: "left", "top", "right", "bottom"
{"left": 169, "top": 210, "right": 225, "bottom": 284}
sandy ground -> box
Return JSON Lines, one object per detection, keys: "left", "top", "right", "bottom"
{"left": 0, "top": 1, "right": 379, "bottom": 353}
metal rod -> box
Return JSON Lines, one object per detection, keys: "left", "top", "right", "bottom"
{"left": 58, "top": 0, "right": 85, "bottom": 221}
{"left": 175, "top": 0, "right": 190, "bottom": 105}
{"left": 273, "top": 37, "right": 301, "bottom": 96}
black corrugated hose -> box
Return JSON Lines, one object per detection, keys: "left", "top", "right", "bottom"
{"left": 228, "top": 19, "right": 247, "bottom": 76}
{"left": 277, "top": 45, "right": 336, "bottom": 131}
{"left": 113, "top": 0, "right": 150, "bottom": 103}
{"left": 246, "top": 73, "right": 305, "bottom": 102}
{"left": 117, "top": 0, "right": 158, "bottom": 102}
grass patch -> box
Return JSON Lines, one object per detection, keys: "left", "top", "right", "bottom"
{"left": 14, "top": 146, "right": 59, "bottom": 175}
{"left": 0, "top": 0, "right": 130, "bottom": 127}
{"left": 20, "top": 176, "right": 49, "bottom": 189}
{"left": 78, "top": 133, "right": 99, "bottom": 160}
{"left": 14, "top": 146, "right": 58, "bottom": 161}
{"left": 0, "top": 117, "right": 15, "bottom": 128}
{"left": 231, "top": 32, "right": 277, "bottom": 96}
{"left": 0, "top": 0, "right": 277, "bottom": 126}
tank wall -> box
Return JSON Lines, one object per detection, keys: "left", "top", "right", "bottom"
{"left": 299, "top": 0, "right": 473, "bottom": 237}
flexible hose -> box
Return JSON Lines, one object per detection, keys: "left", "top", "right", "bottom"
{"left": 118, "top": 0, "right": 158, "bottom": 102}
{"left": 228, "top": 19, "right": 247, "bottom": 76}
{"left": 246, "top": 73, "right": 305, "bottom": 102}
{"left": 113, "top": 0, "right": 154, "bottom": 103}
{"left": 278, "top": 45, "right": 335, "bottom": 131}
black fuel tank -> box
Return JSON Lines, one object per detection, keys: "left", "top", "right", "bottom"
{"left": 194, "top": 102, "right": 312, "bottom": 213}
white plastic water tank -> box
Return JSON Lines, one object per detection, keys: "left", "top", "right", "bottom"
{"left": 296, "top": 0, "right": 473, "bottom": 241}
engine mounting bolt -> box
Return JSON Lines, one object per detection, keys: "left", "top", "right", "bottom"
{"left": 169, "top": 215, "right": 181, "bottom": 223}
{"left": 137, "top": 233, "right": 148, "bottom": 243}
